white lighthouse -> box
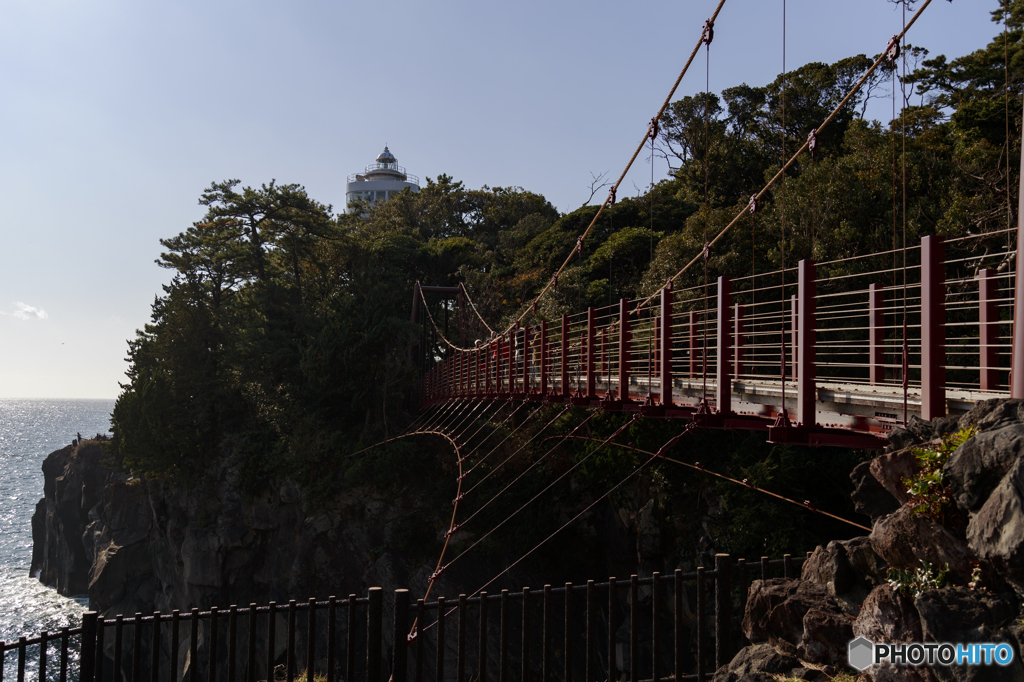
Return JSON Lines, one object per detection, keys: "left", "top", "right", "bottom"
{"left": 345, "top": 145, "right": 420, "bottom": 210}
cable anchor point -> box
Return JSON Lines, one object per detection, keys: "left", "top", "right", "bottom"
{"left": 807, "top": 129, "right": 818, "bottom": 161}
{"left": 748, "top": 194, "right": 759, "bottom": 215}
{"left": 608, "top": 186, "right": 617, "bottom": 206}
{"left": 701, "top": 19, "right": 714, "bottom": 47}
{"left": 576, "top": 236, "right": 584, "bottom": 255}
{"left": 885, "top": 35, "right": 901, "bottom": 63}
{"left": 703, "top": 242, "right": 711, "bottom": 262}
{"left": 648, "top": 117, "right": 660, "bottom": 142}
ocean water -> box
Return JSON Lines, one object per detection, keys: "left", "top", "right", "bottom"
{"left": 0, "top": 398, "right": 115, "bottom": 677}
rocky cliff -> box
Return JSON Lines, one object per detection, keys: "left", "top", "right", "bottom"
{"left": 715, "top": 399, "right": 1024, "bottom": 682}
{"left": 32, "top": 430, "right": 697, "bottom": 678}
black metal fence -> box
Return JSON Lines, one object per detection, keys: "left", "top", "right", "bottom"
{"left": 1, "top": 554, "right": 807, "bottom": 682}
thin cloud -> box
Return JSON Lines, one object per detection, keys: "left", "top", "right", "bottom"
{"left": 9, "top": 302, "right": 48, "bottom": 320}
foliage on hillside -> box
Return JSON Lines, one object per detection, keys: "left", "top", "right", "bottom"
{"left": 110, "top": 2, "right": 1021, "bottom": 562}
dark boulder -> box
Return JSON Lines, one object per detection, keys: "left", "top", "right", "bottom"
{"left": 742, "top": 578, "right": 852, "bottom": 665}
{"left": 711, "top": 642, "right": 801, "bottom": 682}
{"left": 964, "top": 454, "right": 1024, "bottom": 592}
{"left": 851, "top": 461, "right": 900, "bottom": 523}
{"left": 945, "top": 422, "right": 1024, "bottom": 513}
{"left": 870, "top": 506, "right": 975, "bottom": 584}
{"left": 915, "top": 587, "right": 1021, "bottom": 682}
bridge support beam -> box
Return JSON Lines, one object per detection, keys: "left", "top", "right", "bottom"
{"left": 922, "top": 235, "right": 946, "bottom": 420}
{"left": 716, "top": 277, "right": 732, "bottom": 415}
{"left": 869, "top": 284, "right": 885, "bottom": 385}
{"left": 797, "top": 260, "right": 816, "bottom": 427}
{"left": 979, "top": 270, "right": 998, "bottom": 391}
{"left": 660, "top": 288, "right": 673, "bottom": 407}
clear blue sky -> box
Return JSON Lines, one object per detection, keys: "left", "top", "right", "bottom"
{"left": 0, "top": 0, "right": 1003, "bottom": 399}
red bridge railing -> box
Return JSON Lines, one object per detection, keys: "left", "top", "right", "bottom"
{"left": 419, "top": 229, "right": 1021, "bottom": 449}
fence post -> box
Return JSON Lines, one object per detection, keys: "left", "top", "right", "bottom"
{"left": 714, "top": 554, "right": 732, "bottom": 670}
{"left": 629, "top": 576, "right": 638, "bottom": 682}
{"left": 869, "top": 283, "right": 885, "bottom": 385}
{"left": 660, "top": 288, "right": 673, "bottom": 406}
{"left": 797, "top": 260, "right": 816, "bottom": 427}
{"left": 479, "top": 592, "right": 488, "bottom": 682}
{"left": 921, "top": 235, "right": 947, "bottom": 420}
{"left": 696, "top": 567, "right": 706, "bottom": 682}
{"left": 367, "top": 587, "right": 383, "bottom": 682}
{"left": 717, "top": 277, "right": 732, "bottom": 415}
{"left": 79, "top": 612, "right": 97, "bottom": 682}
{"left": 979, "top": 269, "right": 999, "bottom": 391}
{"left": 392, "top": 590, "right": 409, "bottom": 682}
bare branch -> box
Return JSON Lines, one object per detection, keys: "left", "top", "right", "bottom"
{"left": 581, "top": 171, "right": 611, "bottom": 207}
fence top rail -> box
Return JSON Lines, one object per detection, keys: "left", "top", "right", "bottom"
{"left": 10, "top": 556, "right": 810, "bottom": 644}
{"left": 0, "top": 626, "right": 82, "bottom": 652}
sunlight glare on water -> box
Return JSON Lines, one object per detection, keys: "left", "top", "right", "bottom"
{"left": 0, "top": 399, "right": 114, "bottom": 680}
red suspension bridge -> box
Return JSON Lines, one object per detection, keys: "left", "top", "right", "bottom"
{"left": 411, "top": 0, "right": 1024, "bottom": 452}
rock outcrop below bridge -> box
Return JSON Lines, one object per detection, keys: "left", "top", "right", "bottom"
{"left": 717, "top": 399, "right": 1024, "bottom": 682}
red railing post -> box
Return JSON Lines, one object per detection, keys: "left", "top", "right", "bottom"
{"left": 485, "top": 343, "right": 492, "bottom": 395}
{"left": 921, "top": 235, "right": 947, "bottom": 420}
{"left": 717, "top": 277, "right": 732, "bottom": 415}
{"left": 689, "top": 311, "right": 698, "bottom": 379}
{"left": 797, "top": 260, "right": 817, "bottom": 427}
{"left": 979, "top": 269, "right": 998, "bottom": 391}
{"left": 561, "top": 315, "right": 570, "bottom": 398}
{"left": 587, "top": 307, "right": 596, "bottom": 398}
{"left": 496, "top": 338, "right": 504, "bottom": 395}
{"left": 869, "top": 283, "right": 885, "bottom": 385}
{"left": 660, "top": 288, "right": 673, "bottom": 407}
{"left": 619, "top": 299, "right": 631, "bottom": 401}
{"left": 476, "top": 348, "right": 482, "bottom": 397}
{"left": 733, "top": 303, "right": 744, "bottom": 381}
{"left": 523, "top": 326, "right": 531, "bottom": 394}
{"left": 1013, "top": 110, "right": 1024, "bottom": 397}
{"left": 540, "top": 321, "right": 548, "bottom": 396}
{"left": 790, "top": 294, "right": 798, "bottom": 382}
